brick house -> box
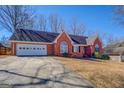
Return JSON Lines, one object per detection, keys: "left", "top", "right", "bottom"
{"left": 10, "top": 29, "right": 103, "bottom": 58}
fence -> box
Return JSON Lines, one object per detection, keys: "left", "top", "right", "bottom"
{"left": 0, "top": 47, "right": 11, "bottom": 55}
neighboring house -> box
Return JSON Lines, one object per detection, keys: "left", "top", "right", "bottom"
{"left": 109, "top": 54, "right": 124, "bottom": 62}
{"left": 9, "top": 29, "right": 103, "bottom": 58}
{"left": 105, "top": 44, "right": 124, "bottom": 62}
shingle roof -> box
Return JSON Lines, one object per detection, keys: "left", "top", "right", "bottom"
{"left": 104, "top": 41, "right": 124, "bottom": 55}
{"left": 105, "top": 47, "right": 124, "bottom": 55}
{"left": 86, "top": 35, "right": 98, "bottom": 45}
{"left": 0, "top": 43, "right": 10, "bottom": 48}
{"left": 10, "top": 29, "right": 89, "bottom": 44}
{"left": 0, "top": 43, "right": 4, "bottom": 47}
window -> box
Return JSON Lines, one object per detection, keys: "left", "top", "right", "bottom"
{"left": 19, "top": 47, "right": 22, "bottom": 49}
{"left": 73, "top": 45, "right": 79, "bottom": 52}
{"left": 95, "top": 44, "right": 99, "bottom": 52}
{"left": 60, "top": 41, "right": 68, "bottom": 53}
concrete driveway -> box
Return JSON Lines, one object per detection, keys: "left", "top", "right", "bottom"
{"left": 0, "top": 56, "right": 94, "bottom": 88}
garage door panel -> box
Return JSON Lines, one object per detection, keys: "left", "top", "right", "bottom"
{"left": 16, "top": 44, "right": 47, "bottom": 56}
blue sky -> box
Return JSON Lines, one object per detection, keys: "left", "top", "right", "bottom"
{"left": 0, "top": 5, "right": 124, "bottom": 44}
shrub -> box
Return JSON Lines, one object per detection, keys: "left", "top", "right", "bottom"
{"left": 101, "top": 54, "right": 110, "bottom": 60}
{"left": 92, "top": 52, "right": 110, "bottom": 60}
{"left": 92, "top": 52, "right": 101, "bottom": 59}
{"left": 62, "top": 53, "right": 68, "bottom": 57}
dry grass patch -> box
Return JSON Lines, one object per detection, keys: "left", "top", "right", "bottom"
{"left": 0, "top": 55, "right": 9, "bottom": 58}
{"left": 54, "top": 57, "right": 124, "bottom": 88}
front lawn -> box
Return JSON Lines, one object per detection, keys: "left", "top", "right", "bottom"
{"left": 0, "top": 55, "right": 9, "bottom": 58}
{"left": 54, "top": 57, "right": 124, "bottom": 88}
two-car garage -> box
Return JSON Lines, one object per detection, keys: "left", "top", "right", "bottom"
{"left": 16, "top": 44, "right": 47, "bottom": 56}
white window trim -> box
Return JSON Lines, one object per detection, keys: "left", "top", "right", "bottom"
{"left": 73, "top": 45, "right": 79, "bottom": 52}
{"left": 95, "top": 44, "right": 100, "bottom": 52}
{"left": 60, "top": 41, "right": 68, "bottom": 53}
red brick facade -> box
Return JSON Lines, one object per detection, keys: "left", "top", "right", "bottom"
{"left": 11, "top": 42, "right": 54, "bottom": 56}
{"left": 11, "top": 32, "right": 103, "bottom": 58}
{"left": 91, "top": 37, "right": 103, "bottom": 54}
{"left": 54, "top": 32, "right": 73, "bottom": 56}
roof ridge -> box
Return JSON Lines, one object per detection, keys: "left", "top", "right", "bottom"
{"left": 17, "top": 29, "right": 60, "bottom": 35}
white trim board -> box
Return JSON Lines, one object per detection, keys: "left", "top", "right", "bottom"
{"left": 10, "top": 40, "right": 53, "bottom": 44}
{"left": 10, "top": 40, "right": 91, "bottom": 46}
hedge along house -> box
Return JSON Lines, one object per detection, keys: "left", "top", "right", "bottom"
{"left": 10, "top": 29, "right": 103, "bottom": 58}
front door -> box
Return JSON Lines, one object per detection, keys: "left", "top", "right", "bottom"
{"left": 84, "top": 46, "right": 92, "bottom": 57}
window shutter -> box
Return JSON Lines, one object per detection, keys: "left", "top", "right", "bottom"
{"left": 79, "top": 46, "right": 80, "bottom": 52}
{"left": 72, "top": 46, "right": 74, "bottom": 52}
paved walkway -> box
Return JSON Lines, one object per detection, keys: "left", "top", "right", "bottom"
{"left": 0, "top": 56, "right": 95, "bottom": 88}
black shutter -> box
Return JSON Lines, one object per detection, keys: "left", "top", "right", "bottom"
{"left": 79, "top": 46, "right": 80, "bottom": 52}
{"left": 72, "top": 46, "right": 73, "bottom": 52}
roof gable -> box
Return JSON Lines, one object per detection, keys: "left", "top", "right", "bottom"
{"left": 53, "top": 32, "right": 74, "bottom": 44}
{"left": 86, "top": 35, "right": 101, "bottom": 45}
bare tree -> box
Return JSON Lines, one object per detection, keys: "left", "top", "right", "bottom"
{"left": 38, "top": 15, "right": 47, "bottom": 31}
{"left": 59, "top": 17, "right": 67, "bottom": 32}
{"left": 70, "top": 18, "right": 86, "bottom": 35}
{"left": 0, "top": 36, "right": 8, "bottom": 43}
{"left": 114, "top": 5, "right": 124, "bottom": 27}
{"left": 49, "top": 14, "right": 61, "bottom": 33}
{"left": 70, "top": 18, "right": 77, "bottom": 35}
{"left": 0, "top": 35, "right": 10, "bottom": 47}
{"left": 106, "top": 35, "right": 124, "bottom": 47}
{"left": 0, "top": 5, "right": 34, "bottom": 33}
{"left": 77, "top": 23, "right": 86, "bottom": 35}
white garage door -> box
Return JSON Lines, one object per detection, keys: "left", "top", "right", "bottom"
{"left": 16, "top": 44, "right": 47, "bottom": 56}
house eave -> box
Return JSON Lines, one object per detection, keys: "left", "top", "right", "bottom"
{"left": 10, "top": 40, "right": 91, "bottom": 46}
{"left": 10, "top": 40, "right": 53, "bottom": 44}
